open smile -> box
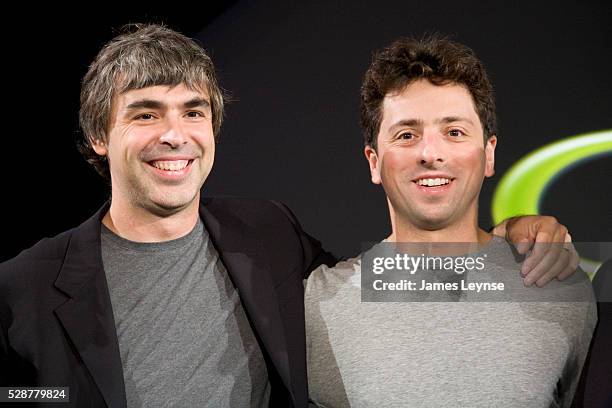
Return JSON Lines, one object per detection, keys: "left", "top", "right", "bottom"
{"left": 147, "top": 159, "right": 195, "bottom": 179}
{"left": 415, "top": 177, "right": 452, "bottom": 187}
{"left": 412, "top": 176, "right": 455, "bottom": 193}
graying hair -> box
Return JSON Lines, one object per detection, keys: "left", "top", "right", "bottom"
{"left": 79, "top": 23, "right": 225, "bottom": 180}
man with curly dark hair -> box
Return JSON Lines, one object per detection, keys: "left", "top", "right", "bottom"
{"left": 305, "top": 36, "right": 596, "bottom": 407}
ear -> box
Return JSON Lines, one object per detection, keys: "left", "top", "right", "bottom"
{"left": 91, "top": 138, "right": 108, "bottom": 157}
{"left": 484, "top": 135, "right": 497, "bottom": 178}
{"left": 365, "top": 145, "right": 382, "bottom": 185}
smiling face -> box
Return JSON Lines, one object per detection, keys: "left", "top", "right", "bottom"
{"left": 93, "top": 83, "right": 215, "bottom": 217}
{"left": 365, "top": 79, "right": 496, "bottom": 233}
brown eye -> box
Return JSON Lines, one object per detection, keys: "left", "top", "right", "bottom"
{"left": 399, "top": 132, "right": 414, "bottom": 140}
{"left": 136, "top": 113, "right": 154, "bottom": 120}
{"left": 449, "top": 129, "right": 464, "bottom": 137}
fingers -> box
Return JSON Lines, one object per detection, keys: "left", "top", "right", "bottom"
{"left": 557, "top": 234, "right": 579, "bottom": 281}
{"left": 519, "top": 217, "right": 567, "bottom": 276}
{"left": 503, "top": 217, "right": 532, "bottom": 255}
{"left": 523, "top": 240, "right": 566, "bottom": 286}
{"left": 521, "top": 231, "right": 554, "bottom": 277}
{"left": 515, "top": 238, "right": 532, "bottom": 255}
{"left": 500, "top": 215, "right": 577, "bottom": 286}
{"left": 505, "top": 215, "right": 541, "bottom": 255}
{"left": 551, "top": 221, "right": 569, "bottom": 244}
{"left": 524, "top": 232, "right": 578, "bottom": 286}
{"left": 533, "top": 247, "right": 570, "bottom": 287}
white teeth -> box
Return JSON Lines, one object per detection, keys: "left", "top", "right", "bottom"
{"left": 151, "top": 160, "right": 189, "bottom": 171}
{"left": 417, "top": 178, "right": 450, "bottom": 186}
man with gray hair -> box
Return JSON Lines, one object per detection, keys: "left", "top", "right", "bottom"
{"left": 0, "top": 24, "right": 582, "bottom": 408}
{"left": 0, "top": 24, "right": 335, "bottom": 407}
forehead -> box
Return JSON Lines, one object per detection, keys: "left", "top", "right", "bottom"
{"left": 381, "top": 80, "right": 480, "bottom": 125}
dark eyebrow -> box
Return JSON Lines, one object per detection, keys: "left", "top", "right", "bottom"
{"left": 183, "top": 97, "right": 210, "bottom": 109}
{"left": 388, "top": 118, "right": 424, "bottom": 133}
{"left": 125, "top": 99, "right": 165, "bottom": 111}
{"left": 124, "top": 97, "right": 211, "bottom": 112}
{"left": 388, "top": 116, "right": 475, "bottom": 133}
{"left": 435, "top": 116, "right": 475, "bottom": 126}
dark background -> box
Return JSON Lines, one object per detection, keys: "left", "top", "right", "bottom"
{"left": 3, "top": 0, "right": 611, "bottom": 262}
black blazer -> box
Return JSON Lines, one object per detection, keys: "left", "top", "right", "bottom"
{"left": 571, "top": 257, "right": 612, "bottom": 408}
{"left": 0, "top": 197, "right": 335, "bottom": 407}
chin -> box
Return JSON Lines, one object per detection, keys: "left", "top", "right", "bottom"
{"left": 411, "top": 212, "right": 453, "bottom": 231}
{"left": 148, "top": 194, "right": 198, "bottom": 215}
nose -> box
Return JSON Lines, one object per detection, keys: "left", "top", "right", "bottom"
{"left": 158, "top": 116, "right": 187, "bottom": 148}
{"left": 418, "top": 131, "right": 445, "bottom": 166}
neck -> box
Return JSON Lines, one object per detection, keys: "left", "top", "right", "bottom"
{"left": 387, "top": 205, "right": 492, "bottom": 245}
{"left": 102, "top": 194, "right": 200, "bottom": 243}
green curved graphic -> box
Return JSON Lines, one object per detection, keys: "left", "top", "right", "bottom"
{"left": 492, "top": 130, "right": 612, "bottom": 274}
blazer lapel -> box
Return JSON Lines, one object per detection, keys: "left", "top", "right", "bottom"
{"left": 199, "top": 200, "right": 294, "bottom": 401}
{"left": 53, "top": 203, "right": 127, "bottom": 408}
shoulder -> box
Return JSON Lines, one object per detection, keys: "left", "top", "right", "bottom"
{"left": 201, "top": 196, "right": 331, "bottom": 280}
{"left": 0, "top": 228, "right": 75, "bottom": 327}
{"left": 0, "top": 228, "right": 73, "bottom": 281}
{"left": 479, "top": 236, "right": 524, "bottom": 270}
{"left": 306, "top": 257, "right": 361, "bottom": 298}
{"left": 481, "top": 237, "right": 596, "bottom": 300}
{"left": 200, "top": 196, "right": 312, "bottom": 256}
{"left": 201, "top": 196, "right": 298, "bottom": 228}
{"left": 1, "top": 203, "right": 106, "bottom": 288}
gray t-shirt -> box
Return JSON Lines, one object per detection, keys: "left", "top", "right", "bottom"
{"left": 305, "top": 236, "right": 597, "bottom": 408}
{"left": 101, "top": 219, "right": 270, "bottom": 407}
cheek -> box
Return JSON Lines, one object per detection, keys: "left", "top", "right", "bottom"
{"left": 204, "top": 140, "right": 215, "bottom": 163}
{"left": 108, "top": 126, "right": 146, "bottom": 162}
{"left": 380, "top": 149, "right": 413, "bottom": 180}
{"left": 124, "top": 139, "right": 148, "bottom": 162}
{"left": 203, "top": 132, "right": 216, "bottom": 150}
{"left": 453, "top": 145, "right": 487, "bottom": 176}
{"left": 193, "top": 125, "right": 215, "bottom": 148}
{"left": 127, "top": 127, "right": 163, "bottom": 158}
